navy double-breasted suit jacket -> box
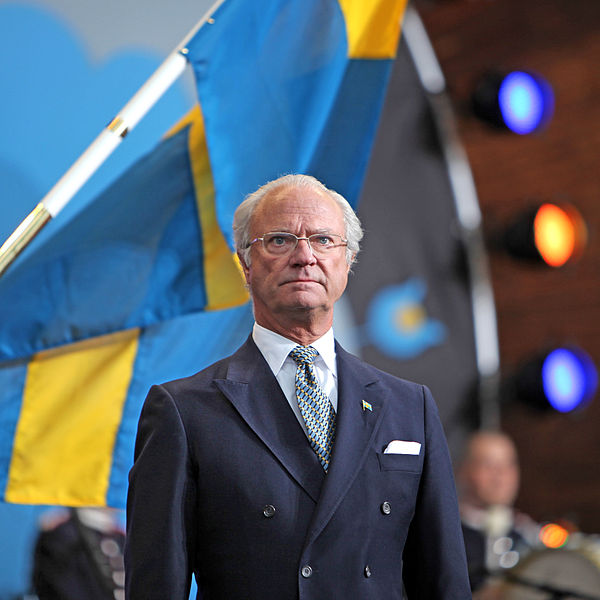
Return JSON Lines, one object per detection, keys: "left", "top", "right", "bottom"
{"left": 125, "top": 337, "right": 471, "bottom": 599}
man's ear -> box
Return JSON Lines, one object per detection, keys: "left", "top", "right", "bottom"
{"left": 348, "top": 253, "right": 357, "bottom": 272}
{"left": 237, "top": 252, "right": 250, "bottom": 282}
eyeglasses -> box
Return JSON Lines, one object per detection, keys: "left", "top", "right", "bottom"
{"left": 248, "top": 232, "right": 348, "bottom": 256}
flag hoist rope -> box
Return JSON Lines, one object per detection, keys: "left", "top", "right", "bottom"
{"left": 0, "top": 0, "right": 227, "bottom": 279}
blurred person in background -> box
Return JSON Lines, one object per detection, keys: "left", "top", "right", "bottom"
{"left": 457, "top": 431, "right": 541, "bottom": 596}
{"left": 31, "top": 507, "right": 125, "bottom": 600}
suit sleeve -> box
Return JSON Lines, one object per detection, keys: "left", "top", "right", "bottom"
{"left": 125, "top": 384, "right": 198, "bottom": 600}
{"left": 402, "top": 386, "right": 471, "bottom": 599}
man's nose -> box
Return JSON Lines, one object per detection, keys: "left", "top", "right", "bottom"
{"left": 290, "top": 238, "right": 317, "bottom": 264}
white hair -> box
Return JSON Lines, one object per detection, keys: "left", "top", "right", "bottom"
{"left": 233, "top": 174, "right": 363, "bottom": 266}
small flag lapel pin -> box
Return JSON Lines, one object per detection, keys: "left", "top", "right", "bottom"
{"left": 362, "top": 400, "right": 373, "bottom": 412}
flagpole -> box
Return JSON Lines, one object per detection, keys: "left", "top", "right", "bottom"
{"left": 0, "top": 0, "right": 227, "bottom": 279}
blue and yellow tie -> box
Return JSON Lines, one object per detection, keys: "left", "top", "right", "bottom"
{"left": 289, "top": 346, "right": 336, "bottom": 472}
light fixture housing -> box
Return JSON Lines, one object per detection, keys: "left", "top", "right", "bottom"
{"left": 512, "top": 346, "right": 598, "bottom": 413}
{"left": 500, "top": 202, "right": 587, "bottom": 267}
{"left": 472, "top": 70, "right": 554, "bottom": 134}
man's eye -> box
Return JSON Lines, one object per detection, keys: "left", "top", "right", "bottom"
{"left": 268, "top": 235, "right": 290, "bottom": 246}
{"left": 314, "top": 235, "right": 334, "bottom": 246}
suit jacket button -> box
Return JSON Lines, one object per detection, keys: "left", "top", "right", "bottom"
{"left": 364, "top": 565, "right": 372, "bottom": 578}
{"left": 301, "top": 565, "right": 313, "bottom": 578}
{"left": 381, "top": 501, "right": 392, "bottom": 515}
{"left": 263, "top": 504, "right": 276, "bottom": 518}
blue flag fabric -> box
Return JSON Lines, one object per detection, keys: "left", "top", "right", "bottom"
{"left": 1, "top": 128, "right": 207, "bottom": 361}
{"left": 187, "top": 0, "right": 397, "bottom": 248}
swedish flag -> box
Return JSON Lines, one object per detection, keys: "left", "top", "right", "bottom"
{"left": 0, "top": 0, "right": 406, "bottom": 507}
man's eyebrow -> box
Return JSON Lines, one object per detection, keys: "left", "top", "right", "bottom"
{"left": 266, "top": 229, "right": 336, "bottom": 235}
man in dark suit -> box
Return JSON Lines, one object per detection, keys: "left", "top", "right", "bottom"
{"left": 125, "top": 174, "right": 471, "bottom": 599}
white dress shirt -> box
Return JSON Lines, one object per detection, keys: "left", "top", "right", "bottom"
{"left": 252, "top": 323, "right": 338, "bottom": 436}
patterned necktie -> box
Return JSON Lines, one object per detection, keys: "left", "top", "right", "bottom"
{"left": 289, "top": 345, "right": 336, "bottom": 472}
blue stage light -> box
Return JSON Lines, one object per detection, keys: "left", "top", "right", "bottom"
{"left": 472, "top": 70, "right": 554, "bottom": 134}
{"left": 542, "top": 348, "right": 598, "bottom": 412}
{"left": 498, "top": 71, "right": 552, "bottom": 134}
{"left": 512, "top": 346, "right": 597, "bottom": 413}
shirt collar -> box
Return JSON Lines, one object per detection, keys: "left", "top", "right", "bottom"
{"left": 252, "top": 322, "right": 337, "bottom": 376}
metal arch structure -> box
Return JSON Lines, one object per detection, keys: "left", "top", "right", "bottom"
{"left": 402, "top": 6, "right": 501, "bottom": 428}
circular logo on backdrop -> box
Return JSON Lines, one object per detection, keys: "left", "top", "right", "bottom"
{"left": 365, "top": 278, "right": 446, "bottom": 359}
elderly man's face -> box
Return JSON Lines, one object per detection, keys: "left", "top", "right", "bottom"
{"left": 241, "top": 185, "right": 350, "bottom": 332}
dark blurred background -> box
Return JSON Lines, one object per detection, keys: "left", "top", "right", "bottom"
{"left": 415, "top": 0, "right": 600, "bottom": 533}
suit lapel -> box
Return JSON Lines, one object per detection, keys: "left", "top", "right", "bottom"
{"left": 304, "top": 343, "right": 388, "bottom": 547}
{"left": 214, "top": 337, "right": 324, "bottom": 503}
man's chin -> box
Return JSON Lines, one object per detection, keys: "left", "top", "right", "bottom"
{"left": 277, "top": 291, "right": 330, "bottom": 313}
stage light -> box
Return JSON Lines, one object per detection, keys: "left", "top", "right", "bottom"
{"left": 539, "top": 523, "right": 569, "bottom": 549}
{"left": 542, "top": 348, "right": 598, "bottom": 412}
{"left": 472, "top": 70, "right": 554, "bottom": 134}
{"left": 512, "top": 347, "right": 598, "bottom": 413}
{"left": 500, "top": 202, "right": 587, "bottom": 267}
{"left": 534, "top": 204, "right": 577, "bottom": 267}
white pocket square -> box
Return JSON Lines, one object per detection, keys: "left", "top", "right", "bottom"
{"left": 383, "top": 440, "right": 421, "bottom": 455}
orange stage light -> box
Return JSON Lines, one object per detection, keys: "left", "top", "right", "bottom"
{"left": 498, "top": 202, "right": 587, "bottom": 267}
{"left": 534, "top": 203, "right": 586, "bottom": 267}
{"left": 539, "top": 523, "right": 569, "bottom": 549}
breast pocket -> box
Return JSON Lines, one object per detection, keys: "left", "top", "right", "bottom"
{"left": 377, "top": 452, "right": 422, "bottom": 473}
